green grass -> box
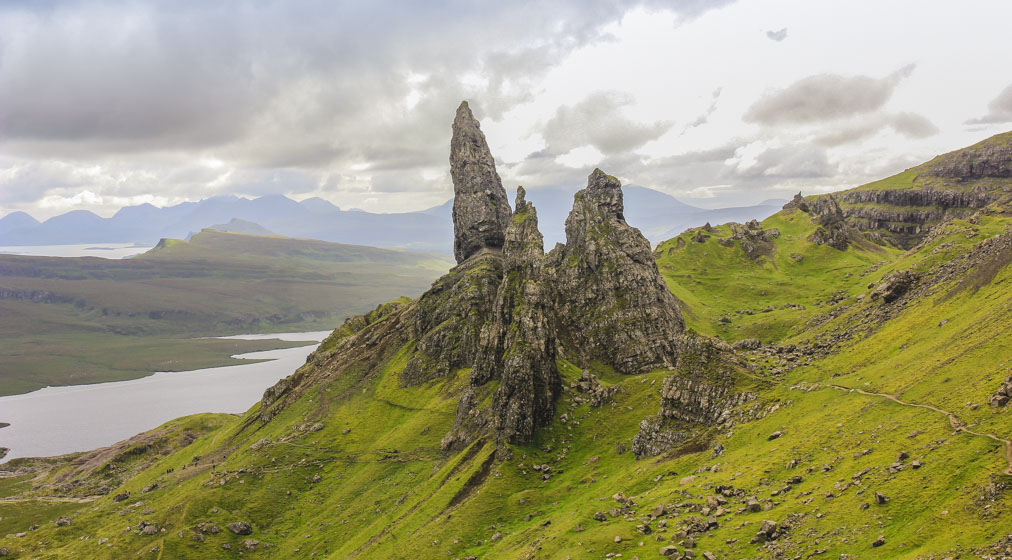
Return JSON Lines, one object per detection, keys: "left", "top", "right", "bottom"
{"left": 655, "top": 209, "right": 898, "bottom": 342}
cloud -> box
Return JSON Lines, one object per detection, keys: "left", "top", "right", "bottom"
{"left": 966, "top": 83, "right": 1012, "bottom": 124}
{"left": 814, "top": 112, "right": 938, "bottom": 146}
{"left": 766, "top": 28, "right": 788, "bottom": 42}
{"left": 0, "top": 0, "right": 733, "bottom": 216}
{"left": 542, "top": 91, "right": 673, "bottom": 155}
{"left": 743, "top": 65, "right": 915, "bottom": 126}
{"left": 890, "top": 112, "right": 939, "bottom": 138}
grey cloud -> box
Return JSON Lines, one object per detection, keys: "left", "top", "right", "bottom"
{"left": 766, "top": 28, "right": 788, "bottom": 42}
{"left": 744, "top": 65, "right": 915, "bottom": 126}
{"left": 815, "top": 112, "right": 938, "bottom": 147}
{"left": 966, "top": 84, "right": 1012, "bottom": 124}
{"left": 890, "top": 112, "right": 939, "bottom": 138}
{"left": 542, "top": 91, "right": 673, "bottom": 155}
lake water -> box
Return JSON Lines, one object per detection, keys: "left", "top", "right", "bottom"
{"left": 0, "top": 243, "right": 151, "bottom": 259}
{"left": 0, "top": 331, "right": 331, "bottom": 462}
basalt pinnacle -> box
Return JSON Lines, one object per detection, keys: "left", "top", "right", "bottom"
{"left": 450, "top": 101, "right": 512, "bottom": 263}
{"left": 550, "top": 168, "right": 686, "bottom": 374}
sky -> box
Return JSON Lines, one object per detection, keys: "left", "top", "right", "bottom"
{"left": 2, "top": 0, "right": 1012, "bottom": 220}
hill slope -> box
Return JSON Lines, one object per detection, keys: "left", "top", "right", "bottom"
{"left": 1, "top": 124, "right": 1010, "bottom": 560}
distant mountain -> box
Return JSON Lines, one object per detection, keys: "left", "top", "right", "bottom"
{"left": 203, "top": 218, "right": 276, "bottom": 237}
{"left": 0, "top": 187, "right": 784, "bottom": 253}
{"left": 0, "top": 211, "right": 40, "bottom": 237}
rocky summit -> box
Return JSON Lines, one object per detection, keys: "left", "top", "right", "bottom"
{"left": 2, "top": 110, "right": 1011, "bottom": 560}
{"left": 550, "top": 169, "right": 686, "bottom": 374}
{"left": 450, "top": 101, "right": 513, "bottom": 263}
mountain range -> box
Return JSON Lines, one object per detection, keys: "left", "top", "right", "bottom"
{"left": 0, "top": 189, "right": 785, "bottom": 253}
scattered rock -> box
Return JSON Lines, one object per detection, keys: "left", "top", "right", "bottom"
{"left": 227, "top": 521, "right": 253, "bottom": 536}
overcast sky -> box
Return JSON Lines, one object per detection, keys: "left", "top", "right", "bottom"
{"left": 2, "top": 0, "right": 1012, "bottom": 220}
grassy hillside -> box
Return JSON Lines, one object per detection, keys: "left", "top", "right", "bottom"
{"left": 1, "top": 141, "right": 1011, "bottom": 558}
{"left": 0, "top": 230, "right": 451, "bottom": 395}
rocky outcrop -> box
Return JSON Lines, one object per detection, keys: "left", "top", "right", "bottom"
{"left": 263, "top": 104, "right": 693, "bottom": 453}
{"left": 401, "top": 252, "right": 502, "bottom": 385}
{"left": 569, "top": 370, "right": 617, "bottom": 407}
{"left": 657, "top": 376, "right": 756, "bottom": 425}
{"left": 870, "top": 270, "right": 918, "bottom": 303}
{"left": 806, "top": 194, "right": 852, "bottom": 250}
{"left": 839, "top": 188, "right": 994, "bottom": 209}
{"left": 927, "top": 144, "right": 1012, "bottom": 179}
{"left": 990, "top": 375, "right": 1012, "bottom": 408}
{"left": 450, "top": 101, "right": 512, "bottom": 263}
{"left": 725, "top": 219, "right": 779, "bottom": 260}
{"left": 837, "top": 188, "right": 996, "bottom": 248}
{"left": 443, "top": 188, "right": 561, "bottom": 452}
{"left": 550, "top": 169, "right": 685, "bottom": 374}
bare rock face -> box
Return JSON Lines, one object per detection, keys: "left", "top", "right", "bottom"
{"left": 550, "top": 169, "right": 685, "bottom": 374}
{"left": 450, "top": 101, "right": 512, "bottom": 263}
{"left": 443, "top": 188, "right": 561, "bottom": 452}
{"left": 401, "top": 251, "right": 503, "bottom": 385}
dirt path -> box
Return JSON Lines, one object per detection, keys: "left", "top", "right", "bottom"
{"left": 830, "top": 384, "right": 1012, "bottom": 475}
{"left": 0, "top": 495, "right": 99, "bottom": 504}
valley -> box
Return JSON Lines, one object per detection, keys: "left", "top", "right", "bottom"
{"left": 0, "top": 230, "right": 451, "bottom": 395}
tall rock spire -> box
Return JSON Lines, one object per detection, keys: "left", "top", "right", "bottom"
{"left": 450, "top": 101, "right": 512, "bottom": 263}
{"left": 550, "top": 169, "right": 685, "bottom": 374}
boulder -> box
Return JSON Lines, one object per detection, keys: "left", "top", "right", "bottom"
{"left": 227, "top": 521, "right": 253, "bottom": 536}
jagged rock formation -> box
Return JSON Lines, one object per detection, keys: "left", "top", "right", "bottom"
{"left": 720, "top": 219, "right": 780, "bottom": 260}
{"left": 550, "top": 169, "right": 685, "bottom": 374}
{"left": 443, "top": 188, "right": 561, "bottom": 452}
{"left": 806, "top": 194, "right": 852, "bottom": 250}
{"left": 450, "top": 101, "right": 512, "bottom": 263}
{"left": 632, "top": 337, "right": 757, "bottom": 459}
{"left": 264, "top": 105, "right": 689, "bottom": 454}
{"left": 656, "top": 376, "right": 756, "bottom": 425}
{"left": 400, "top": 252, "right": 503, "bottom": 385}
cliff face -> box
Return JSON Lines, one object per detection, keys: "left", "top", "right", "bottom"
{"left": 550, "top": 169, "right": 686, "bottom": 375}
